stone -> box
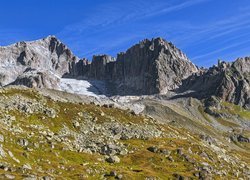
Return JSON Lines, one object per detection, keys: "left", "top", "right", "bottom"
{"left": 106, "top": 155, "right": 120, "bottom": 163}
{"left": 110, "top": 171, "right": 117, "bottom": 176}
{"left": 4, "top": 174, "right": 15, "bottom": 180}
{"left": 117, "top": 174, "right": 123, "bottom": 179}
{"left": 0, "top": 35, "right": 249, "bottom": 109}
{"left": 73, "top": 121, "right": 80, "bottom": 128}
{"left": 8, "top": 151, "right": 14, "bottom": 158}
{"left": 23, "top": 175, "right": 37, "bottom": 180}
{"left": 230, "top": 134, "right": 250, "bottom": 143}
{"left": 0, "top": 162, "right": 8, "bottom": 170}
{"left": 199, "top": 134, "right": 216, "bottom": 145}
{"left": 200, "top": 152, "right": 209, "bottom": 159}
{"left": 147, "top": 146, "right": 158, "bottom": 153}
{"left": 177, "top": 148, "right": 183, "bottom": 156}
{"left": 44, "top": 109, "right": 56, "bottom": 118}
{"left": 101, "top": 144, "right": 120, "bottom": 155}
{"left": 168, "top": 156, "right": 174, "bottom": 162}
{"left": 0, "top": 145, "right": 6, "bottom": 157}
{"left": 43, "top": 176, "right": 53, "bottom": 180}
{"left": 0, "top": 134, "right": 4, "bottom": 142}
{"left": 18, "top": 139, "right": 29, "bottom": 147}
{"left": 23, "top": 163, "right": 32, "bottom": 170}
{"left": 160, "top": 149, "right": 171, "bottom": 156}
{"left": 173, "top": 173, "right": 187, "bottom": 180}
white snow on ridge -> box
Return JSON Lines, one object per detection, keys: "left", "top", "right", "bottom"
{"left": 59, "top": 78, "right": 106, "bottom": 98}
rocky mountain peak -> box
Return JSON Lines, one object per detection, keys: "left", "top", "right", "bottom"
{"left": 232, "top": 57, "right": 250, "bottom": 73}
{"left": 0, "top": 36, "right": 77, "bottom": 86}
{"left": 179, "top": 57, "right": 250, "bottom": 109}
{"left": 69, "top": 37, "right": 198, "bottom": 95}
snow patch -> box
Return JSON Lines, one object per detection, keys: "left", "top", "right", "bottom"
{"left": 59, "top": 78, "right": 106, "bottom": 98}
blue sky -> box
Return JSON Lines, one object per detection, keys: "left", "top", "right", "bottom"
{"left": 0, "top": 0, "right": 250, "bottom": 67}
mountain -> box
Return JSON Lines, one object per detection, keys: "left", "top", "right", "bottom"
{"left": 0, "top": 36, "right": 249, "bottom": 109}
{"left": 68, "top": 38, "right": 198, "bottom": 95}
{"left": 178, "top": 57, "right": 250, "bottom": 109}
{"left": 0, "top": 36, "right": 249, "bottom": 179}
{"left": 0, "top": 36, "right": 77, "bottom": 87}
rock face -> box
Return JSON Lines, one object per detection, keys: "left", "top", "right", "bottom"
{"left": 178, "top": 58, "right": 250, "bottom": 109}
{"left": 68, "top": 38, "right": 198, "bottom": 95}
{"left": 0, "top": 35, "right": 77, "bottom": 87}
{"left": 112, "top": 38, "right": 198, "bottom": 94}
{"left": 11, "top": 68, "right": 60, "bottom": 89}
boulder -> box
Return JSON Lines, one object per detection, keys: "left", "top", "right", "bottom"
{"left": 18, "top": 139, "right": 29, "bottom": 147}
{"left": 106, "top": 155, "right": 120, "bottom": 163}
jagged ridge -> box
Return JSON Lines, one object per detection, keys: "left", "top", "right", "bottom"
{"left": 68, "top": 38, "right": 198, "bottom": 95}
{"left": 178, "top": 58, "right": 250, "bottom": 109}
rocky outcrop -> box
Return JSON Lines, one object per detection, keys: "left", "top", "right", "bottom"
{"left": 178, "top": 58, "right": 250, "bottom": 108}
{"left": 11, "top": 68, "right": 60, "bottom": 89}
{"left": 68, "top": 38, "right": 198, "bottom": 95}
{"left": 0, "top": 35, "right": 77, "bottom": 87}
{"left": 110, "top": 38, "right": 195, "bottom": 94}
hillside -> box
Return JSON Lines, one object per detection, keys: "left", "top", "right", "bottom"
{"left": 0, "top": 87, "right": 249, "bottom": 179}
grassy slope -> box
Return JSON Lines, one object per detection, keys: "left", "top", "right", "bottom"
{"left": 0, "top": 88, "right": 249, "bottom": 179}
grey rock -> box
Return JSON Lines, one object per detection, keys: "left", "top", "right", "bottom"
{"left": 159, "top": 149, "right": 171, "bottom": 156}
{"left": 73, "top": 121, "right": 80, "bottom": 128}
{"left": 22, "top": 163, "right": 32, "bottom": 170}
{"left": 117, "top": 174, "right": 123, "bottom": 179}
{"left": 3, "top": 174, "right": 15, "bottom": 180}
{"left": 167, "top": 156, "right": 174, "bottom": 162}
{"left": 230, "top": 134, "right": 250, "bottom": 143}
{"left": 200, "top": 152, "right": 209, "bottom": 159}
{"left": 22, "top": 175, "right": 37, "bottom": 180}
{"left": 109, "top": 171, "right": 117, "bottom": 176}
{"left": 199, "top": 134, "right": 216, "bottom": 145}
{"left": 0, "top": 162, "right": 8, "bottom": 170}
{"left": 0, "top": 145, "right": 6, "bottom": 157}
{"left": 0, "top": 134, "right": 4, "bottom": 142}
{"left": 173, "top": 173, "right": 187, "bottom": 180}
{"left": 44, "top": 108, "right": 56, "bottom": 118}
{"left": 101, "top": 144, "right": 120, "bottom": 155}
{"left": 18, "top": 139, "right": 29, "bottom": 147}
{"left": 43, "top": 176, "right": 54, "bottom": 180}
{"left": 106, "top": 155, "right": 120, "bottom": 163}
{"left": 177, "top": 148, "right": 183, "bottom": 156}
{"left": 147, "top": 146, "right": 158, "bottom": 153}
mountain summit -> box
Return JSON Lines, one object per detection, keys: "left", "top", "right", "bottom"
{"left": 68, "top": 37, "right": 198, "bottom": 95}
{"left": 0, "top": 36, "right": 77, "bottom": 88}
